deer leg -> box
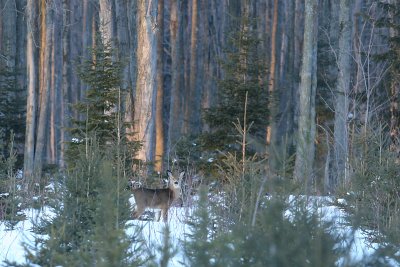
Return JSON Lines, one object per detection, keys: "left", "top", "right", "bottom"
{"left": 133, "top": 206, "right": 144, "bottom": 220}
{"left": 162, "top": 208, "right": 168, "bottom": 222}
{"left": 156, "top": 210, "right": 162, "bottom": 221}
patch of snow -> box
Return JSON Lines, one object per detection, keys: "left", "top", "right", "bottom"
{"left": 1, "top": 196, "right": 399, "bottom": 266}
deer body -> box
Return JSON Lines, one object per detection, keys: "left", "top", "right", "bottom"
{"left": 131, "top": 171, "right": 183, "bottom": 222}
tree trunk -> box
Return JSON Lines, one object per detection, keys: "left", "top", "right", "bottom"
{"left": 134, "top": 0, "right": 158, "bottom": 166}
{"left": 49, "top": 0, "right": 63, "bottom": 165}
{"left": 154, "top": 0, "right": 164, "bottom": 172}
{"left": 24, "top": 0, "right": 38, "bottom": 181}
{"left": 201, "top": 0, "right": 221, "bottom": 131}
{"left": 389, "top": 0, "right": 400, "bottom": 157}
{"left": 115, "top": 0, "right": 134, "bottom": 147}
{"left": 33, "top": 0, "right": 54, "bottom": 178}
{"left": 266, "top": 0, "right": 279, "bottom": 146}
{"left": 69, "top": 1, "right": 83, "bottom": 119}
{"left": 333, "top": 0, "right": 352, "bottom": 190}
{"left": 294, "top": 0, "right": 318, "bottom": 189}
{"left": 125, "top": 1, "right": 137, "bottom": 141}
{"left": 0, "top": 0, "right": 17, "bottom": 69}
{"left": 184, "top": 0, "right": 200, "bottom": 135}
{"left": 273, "top": 0, "right": 295, "bottom": 171}
{"left": 15, "top": 0, "right": 28, "bottom": 102}
{"left": 99, "top": 0, "right": 114, "bottom": 47}
{"left": 81, "top": 0, "right": 95, "bottom": 100}
{"left": 60, "top": 0, "right": 70, "bottom": 169}
{"left": 168, "top": 0, "right": 185, "bottom": 151}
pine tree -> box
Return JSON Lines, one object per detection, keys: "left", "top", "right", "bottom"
{"left": 184, "top": 187, "right": 216, "bottom": 266}
{"left": 0, "top": 66, "right": 25, "bottom": 168}
{"left": 67, "top": 40, "right": 140, "bottom": 167}
{"left": 70, "top": 41, "right": 122, "bottom": 139}
{"left": 201, "top": 16, "right": 268, "bottom": 156}
{"left": 184, "top": 188, "right": 348, "bottom": 267}
{"left": 23, "top": 139, "right": 144, "bottom": 266}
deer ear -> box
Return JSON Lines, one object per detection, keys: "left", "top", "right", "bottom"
{"left": 167, "top": 170, "right": 173, "bottom": 179}
{"left": 179, "top": 171, "right": 185, "bottom": 180}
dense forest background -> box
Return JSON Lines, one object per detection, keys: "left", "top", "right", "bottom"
{"left": 0, "top": 0, "right": 399, "bottom": 192}
{"left": 1, "top": 0, "right": 400, "bottom": 265}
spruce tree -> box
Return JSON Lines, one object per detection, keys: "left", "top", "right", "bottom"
{"left": 185, "top": 194, "right": 349, "bottom": 267}
{"left": 67, "top": 40, "right": 140, "bottom": 167}
{"left": 0, "top": 66, "right": 25, "bottom": 168}
{"left": 201, "top": 16, "right": 268, "bottom": 158}
{"left": 184, "top": 187, "right": 216, "bottom": 266}
{"left": 22, "top": 139, "right": 144, "bottom": 266}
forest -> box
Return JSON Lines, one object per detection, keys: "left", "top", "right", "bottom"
{"left": 0, "top": 0, "right": 400, "bottom": 266}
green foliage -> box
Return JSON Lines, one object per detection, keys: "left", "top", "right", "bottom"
{"left": 0, "top": 131, "right": 24, "bottom": 228}
{"left": 184, "top": 187, "right": 218, "bottom": 267}
{"left": 214, "top": 152, "right": 267, "bottom": 227}
{"left": 0, "top": 66, "right": 25, "bottom": 168}
{"left": 374, "top": 1, "right": 400, "bottom": 73}
{"left": 346, "top": 126, "right": 400, "bottom": 260}
{"left": 67, "top": 40, "right": 140, "bottom": 167}
{"left": 201, "top": 16, "right": 268, "bottom": 157}
{"left": 220, "top": 199, "right": 341, "bottom": 267}
{"left": 184, "top": 149, "right": 348, "bottom": 267}
{"left": 148, "top": 225, "right": 178, "bottom": 267}
{"left": 185, "top": 188, "right": 347, "bottom": 267}
{"left": 72, "top": 43, "right": 123, "bottom": 139}
{"left": 24, "top": 138, "right": 144, "bottom": 266}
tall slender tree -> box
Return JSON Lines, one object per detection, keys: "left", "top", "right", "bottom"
{"left": 267, "top": 0, "right": 279, "bottom": 146}
{"left": 168, "top": 0, "right": 185, "bottom": 152}
{"left": 33, "top": 0, "right": 54, "bottom": 178}
{"left": 155, "top": 0, "right": 165, "bottom": 172}
{"left": 24, "top": 0, "right": 38, "bottom": 181}
{"left": 294, "top": 0, "right": 319, "bottom": 189}
{"left": 185, "top": 0, "right": 201, "bottom": 135}
{"left": 333, "top": 0, "right": 353, "bottom": 190}
{"left": 134, "top": 0, "right": 158, "bottom": 166}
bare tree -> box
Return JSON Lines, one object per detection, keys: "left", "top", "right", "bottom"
{"left": 24, "top": 0, "right": 38, "bottom": 181}
{"left": 294, "top": 0, "right": 318, "bottom": 189}
{"left": 99, "top": 0, "right": 114, "bottom": 47}
{"left": 33, "top": 0, "right": 55, "bottom": 178}
{"left": 168, "top": 0, "right": 185, "bottom": 152}
{"left": 134, "top": 0, "right": 158, "bottom": 166}
{"left": 333, "top": 0, "right": 353, "bottom": 189}
{"left": 266, "top": 0, "right": 279, "bottom": 146}
{"left": 184, "top": 0, "right": 201, "bottom": 135}
{"left": 155, "top": 0, "right": 165, "bottom": 172}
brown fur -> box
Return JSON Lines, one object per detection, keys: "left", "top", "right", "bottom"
{"left": 131, "top": 171, "right": 184, "bottom": 222}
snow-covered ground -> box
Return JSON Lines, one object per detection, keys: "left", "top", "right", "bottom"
{"left": 0, "top": 204, "right": 193, "bottom": 266}
{"left": 0, "top": 197, "right": 398, "bottom": 266}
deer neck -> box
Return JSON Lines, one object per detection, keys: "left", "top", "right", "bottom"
{"left": 169, "top": 185, "right": 181, "bottom": 200}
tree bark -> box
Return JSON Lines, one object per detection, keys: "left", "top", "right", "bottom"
{"left": 115, "top": 0, "right": 134, "bottom": 146}
{"left": 33, "top": 0, "right": 54, "bottom": 177}
{"left": 49, "top": 0, "right": 63, "bottom": 165}
{"left": 389, "top": 0, "right": 400, "bottom": 157}
{"left": 294, "top": 0, "right": 318, "bottom": 189}
{"left": 184, "top": 0, "right": 200, "bottom": 135}
{"left": 154, "top": 0, "right": 164, "bottom": 172}
{"left": 168, "top": 0, "right": 185, "bottom": 151}
{"left": 134, "top": 0, "right": 158, "bottom": 166}
{"left": 333, "top": 0, "right": 352, "bottom": 190}
{"left": 125, "top": 1, "right": 137, "bottom": 141}
{"left": 99, "top": 0, "right": 114, "bottom": 47}
{"left": 266, "top": 0, "right": 279, "bottom": 146}
{"left": 0, "top": 0, "right": 17, "bottom": 69}
{"left": 24, "top": 0, "right": 38, "bottom": 181}
{"left": 60, "top": 0, "right": 70, "bottom": 169}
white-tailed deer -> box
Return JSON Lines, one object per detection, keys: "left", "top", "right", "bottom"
{"left": 131, "top": 170, "right": 184, "bottom": 222}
